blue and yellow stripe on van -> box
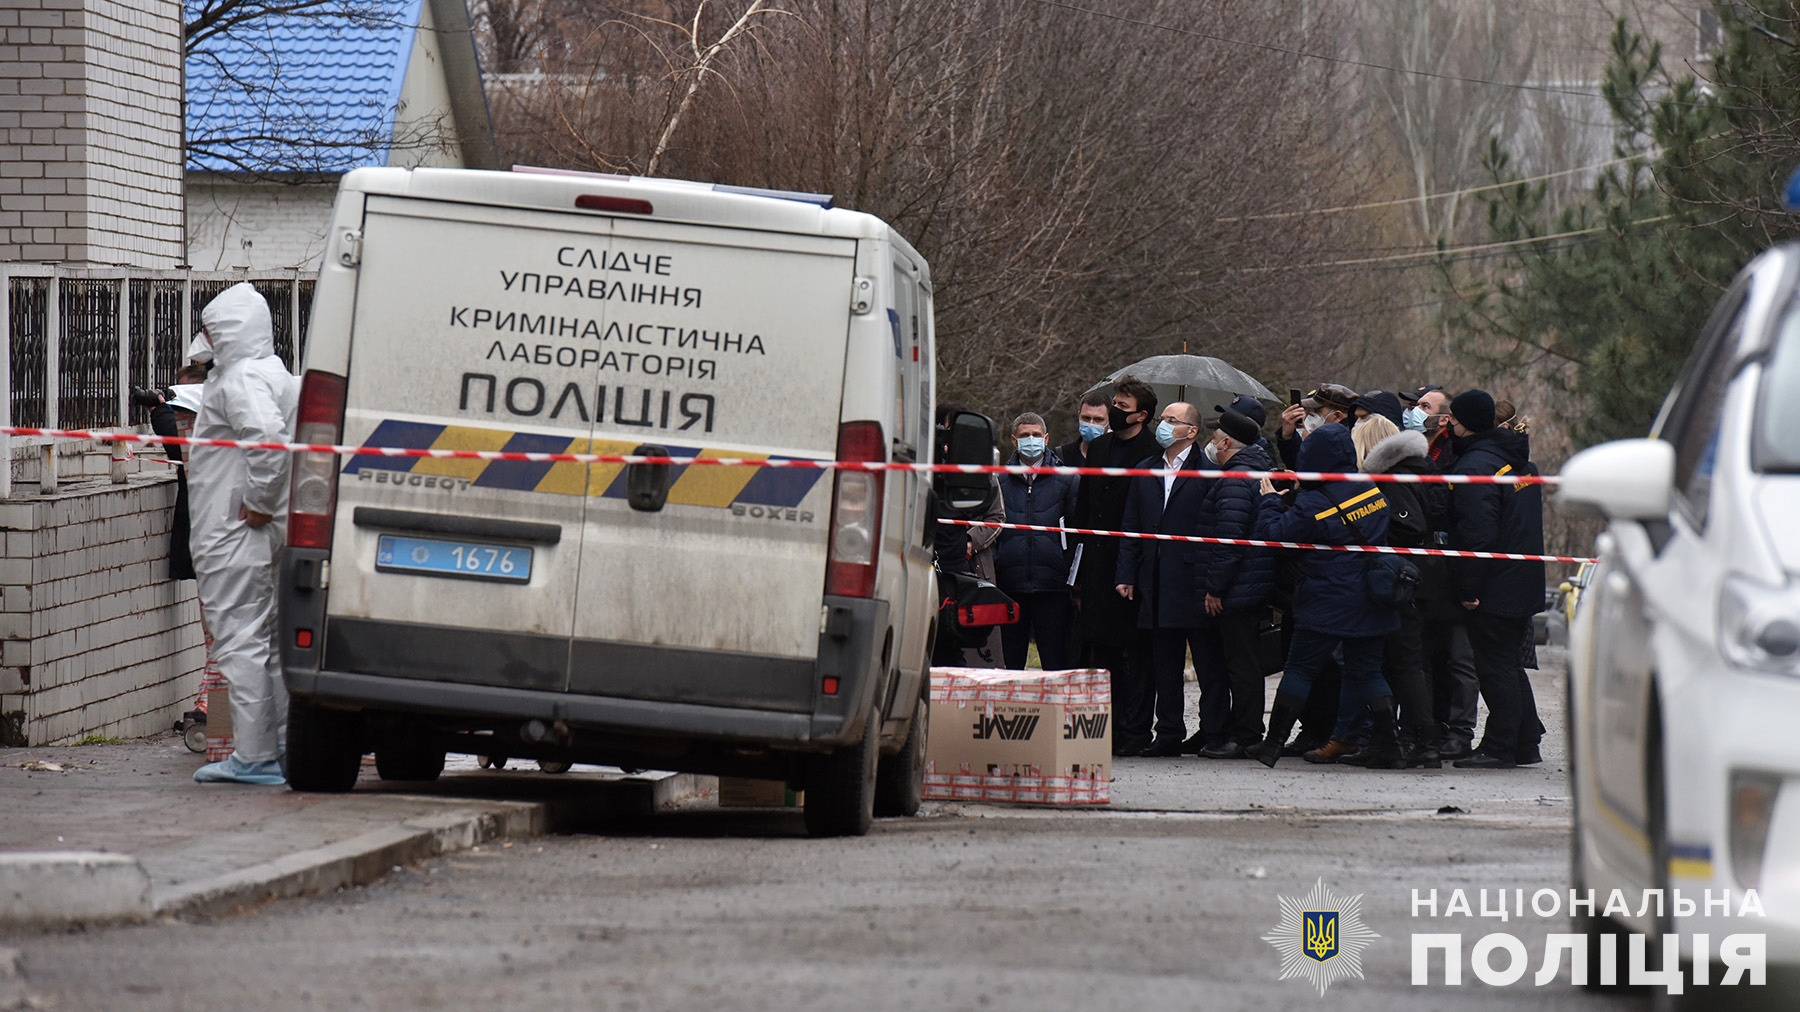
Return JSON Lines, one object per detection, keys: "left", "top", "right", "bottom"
{"left": 341, "top": 419, "right": 827, "bottom": 509}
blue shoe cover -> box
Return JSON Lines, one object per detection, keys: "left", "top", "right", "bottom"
{"left": 194, "top": 753, "right": 287, "bottom": 785}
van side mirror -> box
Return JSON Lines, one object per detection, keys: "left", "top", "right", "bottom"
{"left": 1557, "top": 438, "right": 1675, "bottom": 522}
{"left": 937, "top": 410, "right": 997, "bottom": 512}
{"left": 627, "top": 443, "right": 672, "bottom": 512}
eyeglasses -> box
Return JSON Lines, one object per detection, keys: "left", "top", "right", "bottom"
{"left": 1157, "top": 416, "right": 1193, "bottom": 426}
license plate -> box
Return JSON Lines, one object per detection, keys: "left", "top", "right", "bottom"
{"left": 375, "top": 534, "right": 532, "bottom": 584}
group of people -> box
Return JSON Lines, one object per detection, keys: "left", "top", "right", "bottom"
{"left": 939, "top": 377, "right": 1547, "bottom": 772}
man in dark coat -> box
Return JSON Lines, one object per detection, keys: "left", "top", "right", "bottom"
{"left": 1444, "top": 389, "right": 1547, "bottom": 769}
{"left": 1180, "top": 407, "right": 1278, "bottom": 757}
{"left": 1114, "top": 401, "right": 1209, "bottom": 756}
{"left": 1072, "top": 376, "right": 1160, "bottom": 755}
{"left": 1244, "top": 423, "right": 1401, "bottom": 767}
{"left": 995, "top": 413, "right": 1079, "bottom": 670}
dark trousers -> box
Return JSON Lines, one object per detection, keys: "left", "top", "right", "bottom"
{"left": 1092, "top": 636, "right": 1154, "bottom": 743}
{"left": 1147, "top": 627, "right": 1198, "bottom": 743}
{"left": 1298, "top": 656, "right": 1341, "bottom": 742}
{"left": 1193, "top": 611, "right": 1266, "bottom": 744}
{"left": 1278, "top": 629, "right": 1388, "bottom": 724}
{"left": 1424, "top": 616, "right": 1479, "bottom": 742}
{"left": 1001, "top": 591, "right": 1074, "bottom": 670}
{"left": 1464, "top": 612, "right": 1546, "bottom": 758}
{"left": 1383, "top": 604, "right": 1439, "bottom": 744}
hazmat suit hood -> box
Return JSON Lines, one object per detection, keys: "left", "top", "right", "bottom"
{"left": 200, "top": 283, "right": 277, "bottom": 369}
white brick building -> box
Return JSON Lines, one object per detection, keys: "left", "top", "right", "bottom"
{"left": 0, "top": 0, "right": 184, "bottom": 266}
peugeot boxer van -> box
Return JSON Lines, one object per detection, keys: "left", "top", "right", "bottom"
{"left": 279, "top": 167, "right": 942, "bottom": 836}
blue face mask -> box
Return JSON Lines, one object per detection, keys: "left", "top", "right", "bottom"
{"left": 1154, "top": 420, "right": 1179, "bottom": 448}
{"left": 1078, "top": 422, "right": 1105, "bottom": 443}
{"left": 1402, "top": 406, "right": 1428, "bottom": 432}
{"left": 1017, "top": 436, "right": 1046, "bottom": 460}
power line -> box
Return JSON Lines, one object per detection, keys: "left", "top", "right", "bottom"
{"left": 1215, "top": 155, "right": 1648, "bottom": 223}
{"left": 1229, "top": 216, "right": 1674, "bottom": 273}
{"left": 1032, "top": 0, "right": 1614, "bottom": 101}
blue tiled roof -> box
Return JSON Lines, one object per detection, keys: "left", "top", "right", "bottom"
{"left": 185, "top": 0, "right": 421, "bottom": 174}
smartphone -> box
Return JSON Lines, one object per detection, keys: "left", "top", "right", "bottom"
{"left": 1289, "top": 388, "right": 1303, "bottom": 407}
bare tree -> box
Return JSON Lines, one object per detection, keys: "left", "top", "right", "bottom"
{"left": 486, "top": 0, "right": 1386, "bottom": 428}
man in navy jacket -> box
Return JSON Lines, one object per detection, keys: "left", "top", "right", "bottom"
{"left": 995, "top": 413, "right": 1079, "bottom": 670}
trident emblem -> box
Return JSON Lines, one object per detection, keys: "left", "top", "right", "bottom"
{"left": 1303, "top": 911, "right": 1339, "bottom": 962}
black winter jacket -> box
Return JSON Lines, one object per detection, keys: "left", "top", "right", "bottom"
{"left": 994, "top": 451, "right": 1079, "bottom": 596}
{"left": 1251, "top": 424, "right": 1399, "bottom": 639}
{"left": 1198, "top": 440, "right": 1276, "bottom": 610}
{"left": 1363, "top": 429, "right": 1451, "bottom": 606}
{"left": 1446, "top": 428, "right": 1544, "bottom": 617}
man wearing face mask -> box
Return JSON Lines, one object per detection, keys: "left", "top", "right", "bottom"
{"left": 1401, "top": 385, "right": 1456, "bottom": 468}
{"left": 1176, "top": 407, "right": 1278, "bottom": 757}
{"left": 995, "top": 413, "right": 1080, "bottom": 670}
{"left": 1114, "top": 402, "right": 1214, "bottom": 757}
{"left": 1072, "top": 377, "right": 1161, "bottom": 755}
{"left": 1276, "top": 383, "right": 1358, "bottom": 470}
{"left": 1056, "top": 391, "right": 1111, "bottom": 467}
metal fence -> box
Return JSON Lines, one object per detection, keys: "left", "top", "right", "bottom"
{"left": 2, "top": 266, "right": 315, "bottom": 497}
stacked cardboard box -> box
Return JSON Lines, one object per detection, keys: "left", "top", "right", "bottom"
{"left": 924, "top": 667, "right": 1110, "bottom": 805}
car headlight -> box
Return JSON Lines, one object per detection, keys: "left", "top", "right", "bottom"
{"left": 1718, "top": 573, "right": 1800, "bottom": 674}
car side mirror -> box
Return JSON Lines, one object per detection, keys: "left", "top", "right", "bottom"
{"left": 937, "top": 410, "right": 997, "bottom": 512}
{"left": 1557, "top": 438, "right": 1675, "bottom": 522}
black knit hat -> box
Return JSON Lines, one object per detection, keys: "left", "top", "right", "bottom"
{"left": 1450, "top": 389, "right": 1496, "bottom": 432}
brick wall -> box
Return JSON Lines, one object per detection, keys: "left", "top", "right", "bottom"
{"left": 0, "top": 0, "right": 184, "bottom": 266}
{"left": 0, "top": 471, "right": 204, "bottom": 745}
{"left": 185, "top": 177, "right": 338, "bottom": 270}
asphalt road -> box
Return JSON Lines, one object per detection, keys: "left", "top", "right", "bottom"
{"left": 1, "top": 648, "right": 1651, "bottom": 1012}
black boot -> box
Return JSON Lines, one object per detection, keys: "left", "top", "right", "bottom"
{"left": 1341, "top": 696, "right": 1404, "bottom": 769}
{"left": 1246, "top": 692, "right": 1305, "bottom": 768}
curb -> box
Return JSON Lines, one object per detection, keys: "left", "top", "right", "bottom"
{"left": 0, "top": 852, "right": 152, "bottom": 929}
{"left": 2, "top": 771, "right": 716, "bottom": 929}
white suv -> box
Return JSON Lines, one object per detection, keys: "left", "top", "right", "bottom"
{"left": 1560, "top": 243, "right": 1800, "bottom": 1001}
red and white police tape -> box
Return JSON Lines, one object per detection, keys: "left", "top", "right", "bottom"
{"left": 0, "top": 426, "right": 1554, "bottom": 486}
{"left": 938, "top": 519, "right": 1597, "bottom": 565}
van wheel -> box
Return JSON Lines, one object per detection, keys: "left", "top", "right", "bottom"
{"left": 803, "top": 704, "right": 879, "bottom": 837}
{"left": 375, "top": 742, "right": 446, "bottom": 782}
{"left": 286, "top": 701, "right": 363, "bottom": 793}
{"left": 874, "top": 692, "right": 927, "bottom": 817}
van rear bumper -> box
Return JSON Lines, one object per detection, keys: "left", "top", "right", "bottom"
{"left": 282, "top": 546, "right": 890, "bottom": 749}
{"left": 286, "top": 667, "right": 842, "bottom": 745}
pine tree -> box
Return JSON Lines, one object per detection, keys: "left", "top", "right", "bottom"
{"left": 1452, "top": 6, "right": 1800, "bottom": 446}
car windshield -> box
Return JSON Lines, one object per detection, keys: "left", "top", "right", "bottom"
{"left": 1756, "top": 296, "right": 1800, "bottom": 472}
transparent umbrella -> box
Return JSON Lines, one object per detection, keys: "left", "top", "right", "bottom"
{"left": 1083, "top": 354, "right": 1278, "bottom": 414}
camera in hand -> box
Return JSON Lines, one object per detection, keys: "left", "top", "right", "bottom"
{"left": 129, "top": 386, "right": 174, "bottom": 409}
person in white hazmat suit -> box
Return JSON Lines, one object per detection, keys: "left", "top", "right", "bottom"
{"left": 188, "top": 283, "right": 301, "bottom": 785}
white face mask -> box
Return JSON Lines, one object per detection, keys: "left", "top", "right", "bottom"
{"left": 1302, "top": 413, "right": 1324, "bottom": 436}
{"left": 1203, "top": 441, "right": 1221, "bottom": 465}
{"left": 186, "top": 331, "right": 214, "bottom": 365}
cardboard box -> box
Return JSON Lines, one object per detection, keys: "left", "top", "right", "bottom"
{"left": 717, "top": 777, "right": 803, "bottom": 807}
{"left": 924, "top": 668, "right": 1110, "bottom": 805}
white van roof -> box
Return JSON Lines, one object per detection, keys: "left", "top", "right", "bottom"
{"left": 340, "top": 166, "right": 926, "bottom": 271}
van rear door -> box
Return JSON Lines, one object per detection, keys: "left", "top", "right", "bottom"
{"left": 323, "top": 196, "right": 621, "bottom": 693}
{"left": 567, "top": 217, "right": 856, "bottom": 712}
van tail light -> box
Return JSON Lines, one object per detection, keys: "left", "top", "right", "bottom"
{"left": 824, "top": 421, "right": 885, "bottom": 598}
{"left": 288, "top": 370, "right": 347, "bottom": 550}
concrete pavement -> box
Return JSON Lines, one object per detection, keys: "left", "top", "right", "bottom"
{"left": 0, "top": 738, "right": 707, "bottom": 927}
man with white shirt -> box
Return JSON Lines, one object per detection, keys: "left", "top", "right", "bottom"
{"left": 1113, "top": 402, "right": 1210, "bottom": 757}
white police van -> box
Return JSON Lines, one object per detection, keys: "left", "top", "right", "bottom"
{"left": 279, "top": 167, "right": 943, "bottom": 835}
